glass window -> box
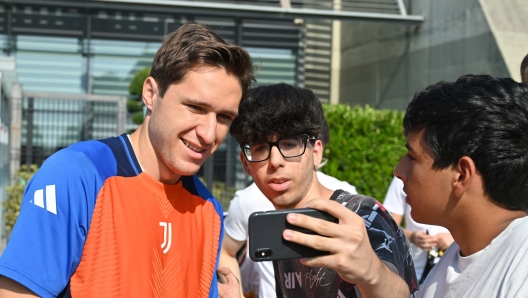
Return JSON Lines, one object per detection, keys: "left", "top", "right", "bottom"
{"left": 15, "top": 35, "right": 84, "bottom": 93}
{"left": 89, "top": 39, "right": 160, "bottom": 96}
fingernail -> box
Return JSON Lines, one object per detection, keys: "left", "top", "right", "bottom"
{"left": 287, "top": 213, "right": 297, "bottom": 222}
{"left": 284, "top": 230, "right": 293, "bottom": 239}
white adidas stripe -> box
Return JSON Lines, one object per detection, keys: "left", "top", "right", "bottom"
{"left": 33, "top": 185, "right": 57, "bottom": 214}
{"left": 45, "top": 185, "right": 57, "bottom": 214}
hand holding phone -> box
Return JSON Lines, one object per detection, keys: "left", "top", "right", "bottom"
{"left": 248, "top": 208, "right": 338, "bottom": 262}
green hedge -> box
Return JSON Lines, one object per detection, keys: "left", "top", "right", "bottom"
{"left": 4, "top": 164, "right": 38, "bottom": 233}
{"left": 127, "top": 67, "right": 151, "bottom": 131}
{"left": 322, "top": 104, "right": 406, "bottom": 202}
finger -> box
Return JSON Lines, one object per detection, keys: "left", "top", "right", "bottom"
{"left": 219, "top": 267, "right": 239, "bottom": 285}
{"left": 302, "top": 199, "right": 364, "bottom": 226}
{"left": 283, "top": 228, "right": 341, "bottom": 253}
{"left": 298, "top": 253, "right": 338, "bottom": 269}
{"left": 285, "top": 212, "right": 341, "bottom": 238}
{"left": 217, "top": 270, "right": 227, "bottom": 284}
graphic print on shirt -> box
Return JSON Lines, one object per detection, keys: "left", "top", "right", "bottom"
{"left": 274, "top": 191, "right": 418, "bottom": 298}
{"left": 32, "top": 185, "right": 57, "bottom": 214}
{"left": 151, "top": 193, "right": 180, "bottom": 296}
{"left": 159, "top": 222, "right": 173, "bottom": 254}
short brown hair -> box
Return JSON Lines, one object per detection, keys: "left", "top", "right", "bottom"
{"left": 521, "top": 53, "right": 528, "bottom": 83}
{"left": 150, "top": 22, "right": 255, "bottom": 98}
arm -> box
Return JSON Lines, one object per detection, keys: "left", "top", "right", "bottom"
{"left": 218, "top": 233, "right": 245, "bottom": 297}
{"left": 0, "top": 276, "right": 38, "bottom": 297}
{"left": 283, "top": 199, "right": 410, "bottom": 298}
{"left": 391, "top": 213, "right": 438, "bottom": 252}
{"left": 0, "top": 147, "right": 103, "bottom": 297}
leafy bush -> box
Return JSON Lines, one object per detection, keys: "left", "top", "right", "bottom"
{"left": 4, "top": 164, "right": 39, "bottom": 233}
{"left": 322, "top": 104, "right": 406, "bottom": 202}
{"left": 128, "top": 67, "right": 151, "bottom": 130}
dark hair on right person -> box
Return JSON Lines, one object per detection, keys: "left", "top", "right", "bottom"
{"left": 230, "top": 83, "right": 325, "bottom": 145}
{"left": 521, "top": 53, "right": 528, "bottom": 83}
{"left": 403, "top": 74, "right": 528, "bottom": 211}
{"left": 150, "top": 22, "right": 255, "bottom": 99}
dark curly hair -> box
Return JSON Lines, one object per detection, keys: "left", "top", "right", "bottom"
{"left": 404, "top": 74, "right": 528, "bottom": 211}
{"left": 230, "top": 83, "right": 325, "bottom": 145}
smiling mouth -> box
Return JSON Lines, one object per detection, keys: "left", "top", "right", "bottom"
{"left": 182, "top": 139, "right": 207, "bottom": 153}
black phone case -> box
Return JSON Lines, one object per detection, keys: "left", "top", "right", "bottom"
{"left": 248, "top": 208, "right": 338, "bottom": 262}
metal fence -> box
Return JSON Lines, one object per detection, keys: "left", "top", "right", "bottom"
{"left": 19, "top": 92, "right": 126, "bottom": 166}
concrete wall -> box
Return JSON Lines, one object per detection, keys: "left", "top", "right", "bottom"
{"left": 338, "top": 0, "right": 509, "bottom": 110}
{"left": 479, "top": 0, "right": 528, "bottom": 82}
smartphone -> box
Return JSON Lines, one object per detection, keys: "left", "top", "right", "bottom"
{"left": 248, "top": 208, "right": 338, "bottom": 262}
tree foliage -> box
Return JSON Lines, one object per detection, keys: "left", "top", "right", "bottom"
{"left": 128, "top": 67, "right": 151, "bottom": 128}
{"left": 322, "top": 104, "right": 406, "bottom": 202}
{"left": 4, "top": 164, "right": 39, "bottom": 233}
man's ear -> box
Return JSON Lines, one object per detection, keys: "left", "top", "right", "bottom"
{"left": 240, "top": 151, "right": 252, "bottom": 176}
{"left": 142, "top": 77, "right": 159, "bottom": 110}
{"left": 453, "top": 156, "right": 477, "bottom": 197}
{"left": 312, "top": 139, "right": 323, "bottom": 169}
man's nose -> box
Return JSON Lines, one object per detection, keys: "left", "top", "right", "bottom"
{"left": 393, "top": 157, "right": 406, "bottom": 182}
{"left": 268, "top": 145, "right": 285, "bottom": 169}
{"left": 196, "top": 114, "right": 217, "bottom": 145}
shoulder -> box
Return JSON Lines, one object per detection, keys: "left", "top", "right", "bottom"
{"left": 232, "top": 183, "right": 274, "bottom": 214}
{"left": 316, "top": 172, "right": 357, "bottom": 194}
{"left": 330, "top": 191, "right": 379, "bottom": 211}
{"left": 34, "top": 140, "right": 117, "bottom": 186}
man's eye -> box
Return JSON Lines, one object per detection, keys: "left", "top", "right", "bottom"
{"left": 282, "top": 141, "right": 299, "bottom": 149}
{"left": 406, "top": 153, "right": 415, "bottom": 161}
{"left": 218, "top": 114, "right": 232, "bottom": 122}
{"left": 188, "top": 105, "right": 204, "bottom": 112}
{"left": 252, "top": 144, "right": 268, "bottom": 152}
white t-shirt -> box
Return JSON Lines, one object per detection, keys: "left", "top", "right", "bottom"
{"left": 383, "top": 177, "right": 449, "bottom": 279}
{"left": 419, "top": 216, "right": 528, "bottom": 298}
{"left": 224, "top": 171, "right": 357, "bottom": 298}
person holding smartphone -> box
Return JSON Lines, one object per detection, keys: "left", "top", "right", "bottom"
{"left": 219, "top": 119, "right": 357, "bottom": 298}
{"left": 229, "top": 83, "right": 417, "bottom": 298}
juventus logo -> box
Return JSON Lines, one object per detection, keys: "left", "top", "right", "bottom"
{"left": 159, "top": 222, "right": 172, "bottom": 254}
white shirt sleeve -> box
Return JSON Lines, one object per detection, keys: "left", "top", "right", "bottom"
{"left": 383, "top": 176, "right": 406, "bottom": 216}
{"left": 316, "top": 171, "right": 358, "bottom": 194}
{"left": 224, "top": 183, "right": 275, "bottom": 241}
{"left": 224, "top": 190, "right": 250, "bottom": 242}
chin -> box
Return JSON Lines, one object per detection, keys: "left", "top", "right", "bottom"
{"left": 170, "top": 162, "right": 202, "bottom": 177}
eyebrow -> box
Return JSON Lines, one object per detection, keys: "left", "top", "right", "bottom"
{"left": 405, "top": 143, "right": 415, "bottom": 153}
{"left": 184, "top": 98, "right": 238, "bottom": 118}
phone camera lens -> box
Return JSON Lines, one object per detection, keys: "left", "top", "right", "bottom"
{"left": 255, "top": 248, "right": 273, "bottom": 259}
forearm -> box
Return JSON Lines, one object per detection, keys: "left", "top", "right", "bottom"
{"left": 357, "top": 258, "right": 409, "bottom": 298}
{"left": 0, "top": 276, "right": 39, "bottom": 297}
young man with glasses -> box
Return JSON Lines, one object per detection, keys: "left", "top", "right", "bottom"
{"left": 219, "top": 119, "right": 357, "bottom": 298}
{"left": 229, "top": 83, "right": 417, "bottom": 298}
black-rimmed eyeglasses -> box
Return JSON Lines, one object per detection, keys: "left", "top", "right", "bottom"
{"left": 241, "top": 134, "right": 316, "bottom": 162}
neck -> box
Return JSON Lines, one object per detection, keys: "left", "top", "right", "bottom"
{"left": 448, "top": 201, "right": 526, "bottom": 256}
{"left": 129, "top": 117, "right": 182, "bottom": 184}
{"left": 289, "top": 172, "right": 334, "bottom": 209}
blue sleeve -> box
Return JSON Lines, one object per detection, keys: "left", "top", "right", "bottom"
{"left": 0, "top": 141, "right": 116, "bottom": 297}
